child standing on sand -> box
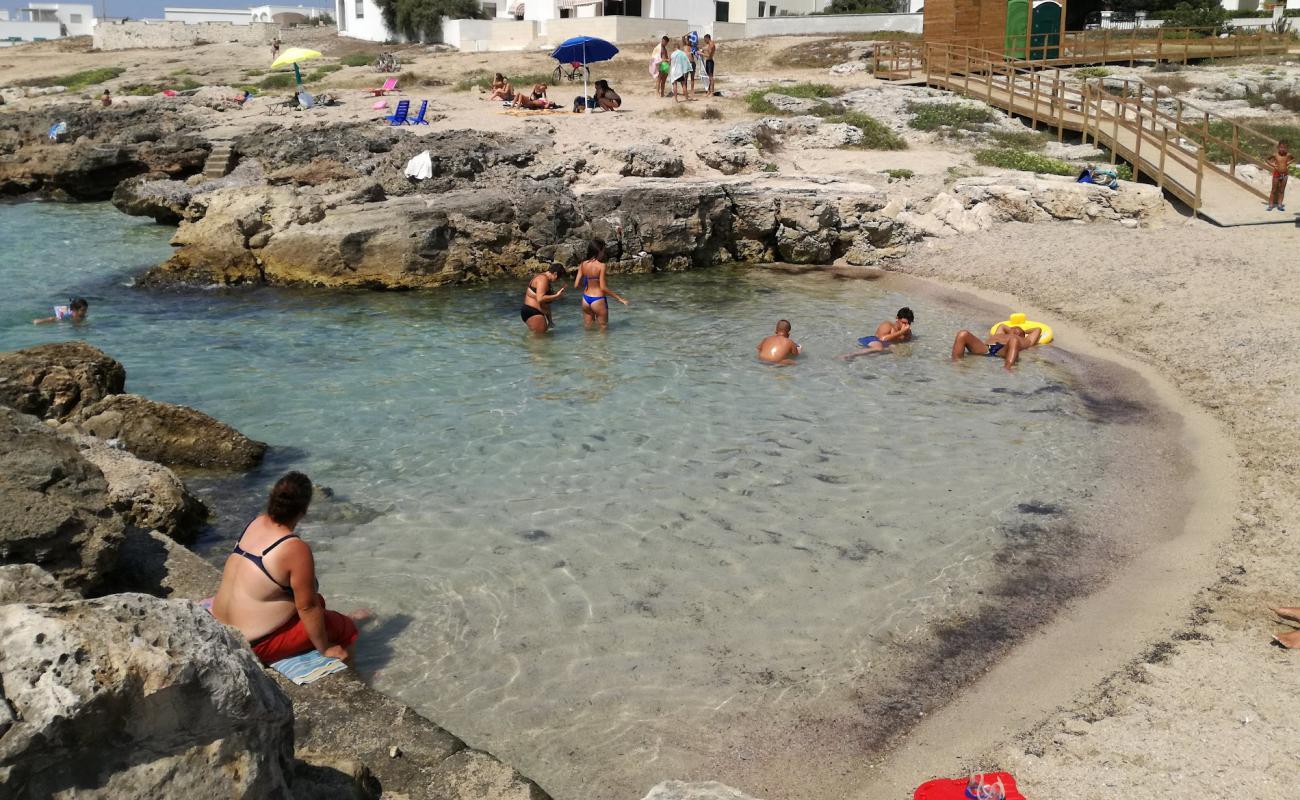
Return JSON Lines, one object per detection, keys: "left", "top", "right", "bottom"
{"left": 1266, "top": 140, "right": 1293, "bottom": 212}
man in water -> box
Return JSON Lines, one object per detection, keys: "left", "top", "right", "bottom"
{"left": 758, "top": 319, "right": 801, "bottom": 364}
{"left": 34, "top": 297, "right": 88, "bottom": 324}
{"left": 520, "top": 264, "right": 565, "bottom": 333}
{"left": 839, "top": 307, "right": 914, "bottom": 360}
{"left": 950, "top": 323, "right": 1041, "bottom": 368}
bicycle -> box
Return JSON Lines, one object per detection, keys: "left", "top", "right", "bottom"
{"left": 552, "top": 61, "right": 589, "bottom": 83}
{"left": 374, "top": 52, "right": 402, "bottom": 73}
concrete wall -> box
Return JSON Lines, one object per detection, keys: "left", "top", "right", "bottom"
{"left": 745, "top": 11, "right": 921, "bottom": 36}
{"left": 93, "top": 19, "right": 279, "bottom": 49}
{"left": 0, "top": 18, "right": 61, "bottom": 40}
{"left": 442, "top": 16, "right": 534, "bottom": 50}
{"left": 710, "top": 20, "right": 745, "bottom": 38}
{"left": 27, "top": 2, "right": 96, "bottom": 35}
{"left": 164, "top": 8, "right": 251, "bottom": 24}
{"left": 540, "top": 14, "right": 690, "bottom": 45}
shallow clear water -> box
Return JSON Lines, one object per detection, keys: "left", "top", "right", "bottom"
{"left": 1, "top": 202, "right": 1123, "bottom": 799}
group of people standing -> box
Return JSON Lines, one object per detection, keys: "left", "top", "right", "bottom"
{"left": 520, "top": 240, "right": 628, "bottom": 332}
{"left": 653, "top": 32, "right": 717, "bottom": 101}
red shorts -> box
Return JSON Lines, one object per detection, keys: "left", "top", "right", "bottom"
{"left": 251, "top": 595, "right": 359, "bottom": 664}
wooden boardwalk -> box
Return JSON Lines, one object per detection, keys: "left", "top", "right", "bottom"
{"left": 876, "top": 36, "right": 1295, "bottom": 226}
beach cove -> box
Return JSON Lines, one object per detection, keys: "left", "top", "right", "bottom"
{"left": 1, "top": 28, "right": 1297, "bottom": 800}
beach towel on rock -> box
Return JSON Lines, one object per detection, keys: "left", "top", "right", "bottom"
{"left": 914, "top": 773, "right": 1026, "bottom": 800}
{"left": 404, "top": 150, "right": 433, "bottom": 180}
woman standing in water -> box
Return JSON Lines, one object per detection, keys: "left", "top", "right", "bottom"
{"left": 520, "top": 262, "right": 566, "bottom": 333}
{"left": 574, "top": 239, "right": 628, "bottom": 329}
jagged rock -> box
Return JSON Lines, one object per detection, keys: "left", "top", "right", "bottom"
{"left": 581, "top": 181, "right": 735, "bottom": 270}
{"left": 830, "top": 61, "right": 870, "bottom": 75}
{"left": 642, "top": 781, "right": 765, "bottom": 800}
{"left": 620, "top": 144, "right": 685, "bottom": 178}
{"left": 426, "top": 750, "right": 548, "bottom": 800}
{"left": 68, "top": 393, "right": 266, "bottom": 471}
{"left": 696, "top": 144, "right": 755, "bottom": 175}
{"left": 762, "top": 93, "right": 837, "bottom": 115}
{"left": 0, "top": 564, "right": 74, "bottom": 604}
{"left": 808, "top": 122, "right": 864, "bottom": 148}
{"left": 953, "top": 174, "right": 1164, "bottom": 224}
{"left": 112, "top": 174, "right": 193, "bottom": 223}
{"left": 268, "top": 157, "right": 360, "bottom": 187}
{"left": 0, "top": 407, "right": 125, "bottom": 592}
{"left": 71, "top": 434, "right": 208, "bottom": 542}
{"left": 0, "top": 342, "right": 126, "bottom": 421}
{"left": 0, "top": 594, "right": 294, "bottom": 799}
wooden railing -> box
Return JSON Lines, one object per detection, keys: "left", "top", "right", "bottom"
{"left": 874, "top": 27, "right": 1290, "bottom": 76}
{"left": 875, "top": 40, "right": 1285, "bottom": 211}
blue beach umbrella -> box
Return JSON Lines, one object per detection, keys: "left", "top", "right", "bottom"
{"left": 550, "top": 35, "right": 619, "bottom": 114}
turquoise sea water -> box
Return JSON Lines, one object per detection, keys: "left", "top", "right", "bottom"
{"left": 1, "top": 201, "right": 1127, "bottom": 799}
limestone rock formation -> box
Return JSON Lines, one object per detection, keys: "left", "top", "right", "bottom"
{"left": 0, "top": 407, "right": 124, "bottom": 592}
{"left": 68, "top": 393, "right": 267, "bottom": 471}
{"left": 0, "top": 564, "right": 74, "bottom": 604}
{"left": 641, "top": 781, "right": 765, "bottom": 800}
{"left": 620, "top": 144, "right": 686, "bottom": 178}
{"left": 0, "top": 342, "right": 126, "bottom": 421}
{"left": 71, "top": 434, "right": 209, "bottom": 542}
{"left": 0, "top": 594, "right": 294, "bottom": 799}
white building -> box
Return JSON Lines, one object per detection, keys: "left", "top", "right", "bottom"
{"left": 333, "top": 0, "right": 393, "bottom": 41}
{"left": 0, "top": 1, "right": 93, "bottom": 41}
{"left": 164, "top": 3, "right": 328, "bottom": 24}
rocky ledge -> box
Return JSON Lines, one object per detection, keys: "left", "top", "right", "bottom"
{"left": 0, "top": 342, "right": 552, "bottom": 800}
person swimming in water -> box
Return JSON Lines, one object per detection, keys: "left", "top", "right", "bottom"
{"left": 950, "top": 323, "right": 1042, "bottom": 369}
{"left": 838, "top": 307, "right": 914, "bottom": 360}
{"left": 574, "top": 239, "right": 628, "bottom": 329}
{"left": 757, "top": 319, "right": 801, "bottom": 365}
{"left": 521, "top": 263, "right": 566, "bottom": 333}
{"left": 33, "top": 297, "right": 88, "bottom": 324}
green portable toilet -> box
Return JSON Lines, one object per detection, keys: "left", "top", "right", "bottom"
{"left": 1032, "top": 0, "right": 1062, "bottom": 60}
{"left": 1005, "top": 0, "right": 1028, "bottom": 59}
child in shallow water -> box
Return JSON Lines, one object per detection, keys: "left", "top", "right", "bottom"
{"left": 33, "top": 297, "right": 88, "bottom": 324}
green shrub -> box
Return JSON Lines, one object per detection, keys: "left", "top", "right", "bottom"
{"left": 120, "top": 83, "right": 160, "bottom": 96}
{"left": 1075, "top": 66, "right": 1111, "bottom": 79}
{"left": 885, "top": 168, "right": 914, "bottom": 180}
{"left": 1160, "top": 0, "right": 1231, "bottom": 34}
{"left": 701, "top": 106, "right": 723, "bottom": 121}
{"left": 907, "top": 101, "right": 996, "bottom": 132}
{"left": 988, "top": 128, "right": 1049, "bottom": 150}
{"left": 760, "top": 162, "right": 779, "bottom": 172}
{"left": 244, "top": 68, "right": 266, "bottom": 77}
{"left": 15, "top": 66, "right": 125, "bottom": 91}
{"left": 974, "top": 147, "right": 1075, "bottom": 176}
{"left": 306, "top": 64, "right": 343, "bottom": 82}
{"left": 745, "top": 83, "right": 842, "bottom": 114}
{"left": 340, "top": 52, "right": 377, "bottom": 67}
{"left": 821, "top": 110, "right": 908, "bottom": 150}
{"left": 259, "top": 72, "right": 296, "bottom": 89}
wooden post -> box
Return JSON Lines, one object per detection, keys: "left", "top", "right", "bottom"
{"left": 1056, "top": 67, "right": 1064, "bottom": 142}
{"left": 1111, "top": 89, "right": 1120, "bottom": 164}
{"left": 1132, "top": 88, "right": 1144, "bottom": 183}
{"left": 1157, "top": 125, "right": 1168, "bottom": 190}
{"left": 1231, "top": 124, "right": 1239, "bottom": 175}
{"left": 1195, "top": 142, "right": 1204, "bottom": 216}
{"left": 1156, "top": 27, "right": 1163, "bottom": 64}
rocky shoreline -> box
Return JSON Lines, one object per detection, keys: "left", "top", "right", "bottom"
{"left": 0, "top": 341, "right": 550, "bottom": 800}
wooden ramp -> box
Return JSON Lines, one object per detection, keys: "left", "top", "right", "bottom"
{"left": 876, "top": 38, "right": 1294, "bottom": 226}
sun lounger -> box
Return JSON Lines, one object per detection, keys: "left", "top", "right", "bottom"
{"left": 385, "top": 99, "right": 410, "bottom": 125}
{"left": 407, "top": 99, "right": 429, "bottom": 125}
{"left": 366, "top": 77, "right": 399, "bottom": 97}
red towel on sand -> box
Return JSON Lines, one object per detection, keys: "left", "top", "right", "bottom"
{"left": 914, "top": 773, "right": 1026, "bottom": 800}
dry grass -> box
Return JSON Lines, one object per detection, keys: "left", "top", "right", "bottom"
{"left": 1147, "top": 73, "right": 1198, "bottom": 97}
{"left": 780, "top": 32, "right": 919, "bottom": 69}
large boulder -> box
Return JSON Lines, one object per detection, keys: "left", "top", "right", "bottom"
{"left": 0, "top": 407, "right": 124, "bottom": 592}
{"left": 0, "top": 342, "right": 126, "bottom": 422}
{"left": 71, "top": 434, "right": 209, "bottom": 542}
{"left": 620, "top": 144, "right": 685, "bottom": 178}
{"left": 0, "top": 594, "right": 294, "bottom": 799}
{"left": 0, "top": 564, "right": 74, "bottom": 604}
{"left": 68, "top": 394, "right": 267, "bottom": 471}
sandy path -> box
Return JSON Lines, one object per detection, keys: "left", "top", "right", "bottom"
{"left": 865, "top": 216, "right": 1300, "bottom": 799}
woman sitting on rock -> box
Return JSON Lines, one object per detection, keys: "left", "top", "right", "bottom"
{"left": 212, "top": 472, "right": 360, "bottom": 663}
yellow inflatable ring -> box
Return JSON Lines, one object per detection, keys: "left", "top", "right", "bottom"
{"left": 991, "top": 312, "right": 1053, "bottom": 345}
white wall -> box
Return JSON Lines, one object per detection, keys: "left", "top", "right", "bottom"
{"left": 335, "top": 0, "right": 399, "bottom": 40}
{"left": 25, "top": 2, "right": 95, "bottom": 35}
{"left": 0, "top": 18, "right": 61, "bottom": 40}
{"left": 163, "top": 8, "right": 251, "bottom": 24}
{"left": 441, "top": 16, "right": 534, "bottom": 49}
{"left": 745, "top": 11, "right": 920, "bottom": 36}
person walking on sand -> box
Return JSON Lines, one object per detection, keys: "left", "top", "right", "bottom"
{"left": 701, "top": 34, "right": 717, "bottom": 96}
{"left": 951, "top": 323, "right": 1041, "bottom": 369}
{"left": 271, "top": 37, "right": 281, "bottom": 59}
{"left": 1266, "top": 140, "right": 1293, "bottom": 212}
{"left": 758, "top": 320, "right": 801, "bottom": 365}
{"left": 838, "top": 307, "right": 914, "bottom": 360}
{"left": 575, "top": 239, "right": 628, "bottom": 329}
{"left": 212, "top": 472, "right": 363, "bottom": 664}
{"left": 521, "top": 263, "right": 566, "bottom": 333}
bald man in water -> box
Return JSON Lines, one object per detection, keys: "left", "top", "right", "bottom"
{"left": 758, "top": 319, "right": 801, "bottom": 364}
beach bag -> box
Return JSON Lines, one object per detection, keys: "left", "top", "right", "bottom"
{"left": 913, "top": 772, "right": 1025, "bottom": 800}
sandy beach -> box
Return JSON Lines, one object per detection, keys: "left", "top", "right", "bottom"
{"left": 3, "top": 26, "right": 1300, "bottom": 800}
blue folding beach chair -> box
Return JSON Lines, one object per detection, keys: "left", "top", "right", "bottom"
{"left": 407, "top": 99, "right": 429, "bottom": 125}
{"left": 385, "top": 99, "right": 410, "bottom": 126}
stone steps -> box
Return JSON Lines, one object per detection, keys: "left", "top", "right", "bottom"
{"left": 201, "top": 141, "right": 235, "bottom": 180}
